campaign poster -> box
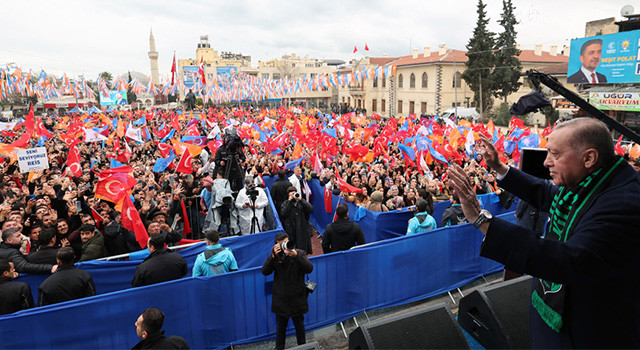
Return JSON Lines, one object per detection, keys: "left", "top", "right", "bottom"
{"left": 182, "top": 66, "right": 199, "bottom": 88}
{"left": 101, "top": 90, "right": 128, "bottom": 106}
{"left": 568, "top": 30, "right": 640, "bottom": 84}
{"left": 216, "top": 66, "right": 238, "bottom": 76}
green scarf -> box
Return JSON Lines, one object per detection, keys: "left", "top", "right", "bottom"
{"left": 532, "top": 156, "right": 625, "bottom": 332}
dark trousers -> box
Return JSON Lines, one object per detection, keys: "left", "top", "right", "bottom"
{"left": 275, "top": 314, "right": 305, "bottom": 350}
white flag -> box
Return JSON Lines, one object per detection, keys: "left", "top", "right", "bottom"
{"left": 84, "top": 128, "right": 108, "bottom": 142}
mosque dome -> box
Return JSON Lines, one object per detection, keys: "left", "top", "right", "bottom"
{"left": 117, "top": 71, "right": 150, "bottom": 85}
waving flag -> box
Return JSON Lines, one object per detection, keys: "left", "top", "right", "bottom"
{"left": 428, "top": 145, "right": 448, "bottom": 164}
{"left": 518, "top": 133, "right": 540, "bottom": 149}
{"left": 285, "top": 156, "right": 305, "bottom": 171}
{"left": 176, "top": 150, "right": 193, "bottom": 174}
{"left": 153, "top": 151, "right": 176, "bottom": 172}
{"left": 198, "top": 57, "right": 206, "bottom": 85}
{"left": 121, "top": 195, "right": 148, "bottom": 249}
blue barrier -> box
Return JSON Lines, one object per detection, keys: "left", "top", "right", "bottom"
{"left": 0, "top": 213, "right": 513, "bottom": 349}
{"left": 17, "top": 187, "right": 285, "bottom": 301}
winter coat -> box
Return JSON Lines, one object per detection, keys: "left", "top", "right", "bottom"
{"left": 0, "top": 277, "right": 33, "bottom": 315}
{"left": 38, "top": 263, "right": 96, "bottom": 306}
{"left": 27, "top": 246, "right": 59, "bottom": 265}
{"left": 0, "top": 242, "right": 52, "bottom": 274}
{"left": 406, "top": 212, "right": 437, "bottom": 235}
{"left": 261, "top": 249, "right": 313, "bottom": 317}
{"left": 322, "top": 218, "right": 365, "bottom": 253}
{"left": 270, "top": 178, "right": 293, "bottom": 216}
{"left": 79, "top": 233, "right": 107, "bottom": 262}
{"left": 441, "top": 204, "right": 469, "bottom": 227}
{"left": 131, "top": 332, "right": 190, "bottom": 349}
{"left": 102, "top": 222, "right": 142, "bottom": 256}
{"left": 192, "top": 244, "right": 238, "bottom": 277}
{"left": 131, "top": 249, "right": 188, "bottom": 287}
{"left": 280, "top": 199, "right": 314, "bottom": 254}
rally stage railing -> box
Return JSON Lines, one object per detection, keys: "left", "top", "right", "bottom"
{"left": 0, "top": 213, "right": 513, "bottom": 349}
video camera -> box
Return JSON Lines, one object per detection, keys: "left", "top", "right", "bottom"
{"left": 246, "top": 184, "right": 259, "bottom": 202}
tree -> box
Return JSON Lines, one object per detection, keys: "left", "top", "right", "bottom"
{"left": 491, "top": 0, "right": 522, "bottom": 104}
{"left": 99, "top": 71, "right": 113, "bottom": 82}
{"left": 462, "top": 0, "right": 496, "bottom": 116}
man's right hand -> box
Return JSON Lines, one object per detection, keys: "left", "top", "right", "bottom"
{"left": 272, "top": 243, "right": 282, "bottom": 257}
{"left": 51, "top": 265, "right": 58, "bottom": 273}
{"left": 479, "top": 133, "right": 509, "bottom": 177}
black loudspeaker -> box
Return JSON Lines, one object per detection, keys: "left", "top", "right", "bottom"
{"left": 349, "top": 302, "right": 469, "bottom": 349}
{"left": 457, "top": 276, "right": 532, "bottom": 349}
{"left": 287, "top": 341, "right": 320, "bottom": 350}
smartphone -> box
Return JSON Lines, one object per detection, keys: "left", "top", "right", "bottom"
{"left": 76, "top": 200, "right": 82, "bottom": 213}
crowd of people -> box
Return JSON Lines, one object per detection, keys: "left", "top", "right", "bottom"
{"left": 1, "top": 103, "right": 640, "bottom": 347}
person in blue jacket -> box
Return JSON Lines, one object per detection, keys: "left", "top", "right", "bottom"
{"left": 406, "top": 199, "right": 436, "bottom": 235}
{"left": 192, "top": 230, "right": 238, "bottom": 277}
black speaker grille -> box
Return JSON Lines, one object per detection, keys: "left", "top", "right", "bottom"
{"left": 483, "top": 277, "right": 531, "bottom": 348}
{"left": 364, "top": 306, "right": 469, "bottom": 349}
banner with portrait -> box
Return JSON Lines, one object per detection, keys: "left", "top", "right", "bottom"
{"left": 100, "top": 90, "right": 128, "bottom": 106}
{"left": 568, "top": 30, "right": 640, "bottom": 84}
{"left": 182, "top": 65, "right": 199, "bottom": 88}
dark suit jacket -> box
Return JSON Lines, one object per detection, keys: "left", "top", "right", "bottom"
{"left": 481, "top": 165, "right": 640, "bottom": 348}
{"left": 567, "top": 70, "right": 607, "bottom": 84}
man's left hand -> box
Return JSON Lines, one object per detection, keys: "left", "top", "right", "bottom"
{"left": 447, "top": 164, "right": 484, "bottom": 232}
{"left": 285, "top": 249, "right": 298, "bottom": 258}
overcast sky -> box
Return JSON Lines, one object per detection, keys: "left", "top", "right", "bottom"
{"left": 0, "top": 0, "right": 635, "bottom": 81}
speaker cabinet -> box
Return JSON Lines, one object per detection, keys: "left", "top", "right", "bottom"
{"left": 458, "top": 276, "right": 532, "bottom": 349}
{"left": 349, "top": 302, "right": 469, "bottom": 349}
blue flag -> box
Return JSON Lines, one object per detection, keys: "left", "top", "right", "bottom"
{"left": 110, "top": 159, "right": 126, "bottom": 168}
{"left": 161, "top": 129, "right": 175, "bottom": 143}
{"left": 509, "top": 127, "right": 524, "bottom": 140}
{"left": 504, "top": 140, "right": 518, "bottom": 154}
{"left": 398, "top": 144, "right": 416, "bottom": 161}
{"left": 285, "top": 156, "right": 306, "bottom": 171}
{"left": 518, "top": 134, "right": 540, "bottom": 149}
{"left": 132, "top": 116, "right": 146, "bottom": 126}
{"left": 428, "top": 145, "right": 448, "bottom": 164}
{"left": 153, "top": 152, "right": 176, "bottom": 172}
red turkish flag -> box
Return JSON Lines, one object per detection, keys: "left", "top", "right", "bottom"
{"left": 66, "top": 146, "right": 82, "bottom": 178}
{"left": 176, "top": 150, "right": 193, "bottom": 174}
{"left": 95, "top": 167, "right": 136, "bottom": 204}
{"left": 364, "top": 43, "right": 369, "bottom": 51}
{"left": 615, "top": 135, "right": 625, "bottom": 156}
{"left": 157, "top": 142, "right": 172, "bottom": 158}
{"left": 324, "top": 185, "right": 333, "bottom": 213}
{"left": 121, "top": 196, "right": 148, "bottom": 249}
{"left": 353, "top": 46, "right": 358, "bottom": 53}
{"left": 36, "top": 118, "right": 52, "bottom": 138}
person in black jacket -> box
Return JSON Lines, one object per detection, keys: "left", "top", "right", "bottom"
{"left": 38, "top": 247, "right": 96, "bottom": 306}
{"left": 131, "top": 233, "right": 188, "bottom": 288}
{"left": 0, "top": 259, "right": 34, "bottom": 315}
{"left": 0, "top": 228, "right": 56, "bottom": 274}
{"left": 262, "top": 233, "right": 313, "bottom": 350}
{"left": 132, "top": 307, "right": 189, "bottom": 349}
{"left": 322, "top": 204, "right": 365, "bottom": 253}
{"left": 280, "top": 187, "right": 314, "bottom": 254}
{"left": 441, "top": 194, "right": 468, "bottom": 227}
{"left": 270, "top": 170, "right": 293, "bottom": 218}
{"left": 27, "top": 228, "right": 59, "bottom": 265}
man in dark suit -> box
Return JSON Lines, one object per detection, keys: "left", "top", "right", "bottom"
{"left": 449, "top": 118, "right": 640, "bottom": 348}
{"left": 567, "top": 39, "right": 607, "bottom": 84}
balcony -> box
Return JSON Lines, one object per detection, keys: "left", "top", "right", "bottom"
{"left": 349, "top": 84, "right": 365, "bottom": 96}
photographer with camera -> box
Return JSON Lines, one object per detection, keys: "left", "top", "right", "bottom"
{"left": 214, "top": 128, "right": 246, "bottom": 192}
{"left": 261, "top": 232, "right": 314, "bottom": 350}
{"left": 235, "top": 176, "right": 268, "bottom": 235}
{"left": 280, "top": 187, "right": 314, "bottom": 254}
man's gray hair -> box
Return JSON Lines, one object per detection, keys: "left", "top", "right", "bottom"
{"left": 553, "top": 118, "right": 615, "bottom": 165}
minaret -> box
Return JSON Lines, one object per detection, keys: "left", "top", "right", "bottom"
{"left": 148, "top": 29, "right": 159, "bottom": 83}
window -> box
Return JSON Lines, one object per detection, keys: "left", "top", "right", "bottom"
{"left": 382, "top": 77, "right": 386, "bottom": 88}
{"left": 261, "top": 73, "right": 269, "bottom": 79}
{"left": 398, "top": 74, "right": 403, "bottom": 88}
{"left": 453, "top": 71, "right": 462, "bottom": 88}
{"left": 382, "top": 99, "right": 386, "bottom": 112}
{"left": 422, "top": 72, "right": 428, "bottom": 88}
{"left": 357, "top": 99, "right": 361, "bottom": 108}
{"left": 272, "top": 73, "right": 281, "bottom": 80}
{"left": 373, "top": 78, "right": 378, "bottom": 88}
{"left": 410, "top": 73, "right": 416, "bottom": 88}
{"left": 409, "top": 101, "right": 415, "bottom": 114}
{"left": 398, "top": 100, "right": 403, "bottom": 114}
{"left": 421, "top": 102, "right": 427, "bottom": 114}
{"left": 372, "top": 99, "right": 377, "bottom": 112}
{"left": 452, "top": 102, "right": 461, "bottom": 107}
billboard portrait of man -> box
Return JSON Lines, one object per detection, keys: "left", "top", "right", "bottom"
{"left": 568, "top": 38, "right": 607, "bottom": 84}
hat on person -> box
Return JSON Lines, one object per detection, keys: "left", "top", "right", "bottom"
{"left": 150, "top": 210, "right": 166, "bottom": 220}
